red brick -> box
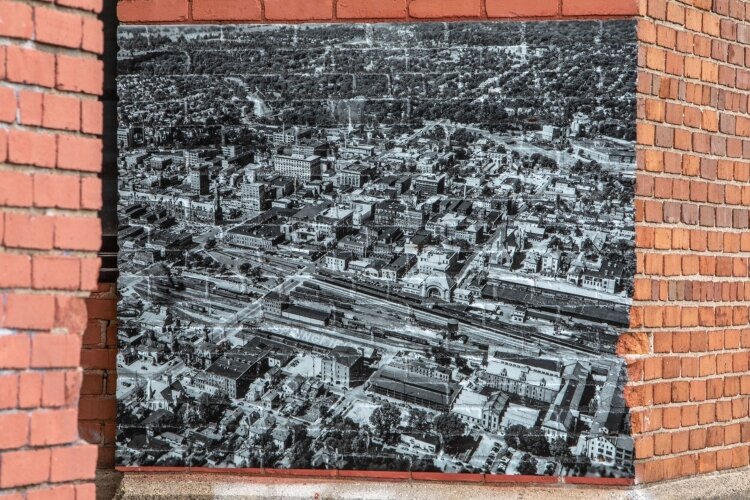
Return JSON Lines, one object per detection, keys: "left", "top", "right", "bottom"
{"left": 31, "top": 333, "right": 81, "bottom": 368}
{"left": 0, "top": 449, "right": 50, "bottom": 488}
{"left": 80, "top": 373, "right": 104, "bottom": 396}
{"left": 32, "top": 255, "right": 81, "bottom": 290}
{"left": 0, "top": 253, "right": 31, "bottom": 288}
{"left": 41, "top": 371, "right": 67, "bottom": 407}
{"left": 3, "top": 212, "right": 54, "bottom": 250}
{"left": 18, "top": 90, "right": 43, "bottom": 126}
{"left": 562, "top": 0, "right": 638, "bottom": 16}
{"left": 30, "top": 408, "right": 78, "bottom": 446}
{"left": 0, "top": 86, "right": 16, "bottom": 123}
{"left": 409, "top": 0, "right": 481, "bottom": 18}
{"left": 337, "top": 0, "right": 407, "bottom": 19}
{"left": 264, "top": 0, "right": 332, "bottom": 20}
{"left": 64, "top": 370, "right": 83, "bottom": 406}
{"left": 485, "top": 0, "right": 559, "bottom": 17}
{"left": 0, "top": 374, "right": 18, "bottom": 409}
{"left": 33, "top": 172, "right": 81, "bottom": 209}
{"left": 56, "top": 54, "right": 103, "bottom": 95}
{"left": 55, "top": 295, "right": 88, "bottom": 335}
{"left": 57, "top": 0, "right": 102, "bottom": 13}
{"left": 34, "top": 5, "right": 83, "bottom": 49}
{"left": 0, "top": 334, "right": 30, "bottom": 369}
{"left": 0, "top": 0, "right": 33, "bottom": 39}
{"left": 80, "top": 176, "right": 102, "bottom": 210}
{"left": 1, "top": 294, "right": 55, "bottom": 330}
{"left": 7, "top": 129, "right": 57, "bottom": 168}
{"left": 81, "top": 16, "right": 104, "bottom": 54}
{"left": 6, "top": 46, "right": 56, "bottom": 88}
{"left": 80, "top": 257, "right": 101, "bottom": 292}
{"left": 81, "top": 99, "right": 103, "bottom": 135}
{"left": 117, "top": 0, "right": 188, "bottom": 21}
{"left": 192, "top": 0, "right": 261, "bottom": 20}
{"left": 0, "top": 412, "right": 28, "bottom": 450}
{"left": 18, "top": 371, "right": 41, "bottom": 409}
{"left": 86, "top": 297, "right": 116, "bottom": 320}
{"left": 0, "top": 170, "right": 33, "bottom": 207}
{"left": 53, "top": 215, "right": 101, "bottom": 251}
{"left": 74, "top": 483, "right": 96, "bottom": 500}
{"left": 49, "top": 443, "right": 97, "bottom": 482}
{"left": 57, "top": 134, "right": 102, "bottom": 172}
{"left": 78, "top": 395, "right": 116, "bottom": 421}
{"left": 43, "top": 93, "right": 81, "bottom": 131}
{"left": 27, "top": 485, "right": 76, "bottom": 500}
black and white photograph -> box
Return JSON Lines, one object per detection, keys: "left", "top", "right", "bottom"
{"left": 116, "top": 20, "right": 637, "bottom": 478}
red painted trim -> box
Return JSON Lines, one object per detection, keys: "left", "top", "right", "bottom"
{"left": 485, "top": 474, "right": 559, "bottom": 484}
{"left": 115, "top": 466, "right": 635, "bottom": 487}
{"left": 410, "top": 471, "right": 485, "bottom": 482}
{"left": 337, "top": 469, "right": 411, "bottom": 480}
{"left": 563, "top": 476, "right": 634, "bottom": 486}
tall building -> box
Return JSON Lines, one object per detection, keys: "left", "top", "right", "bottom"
{"left": 117, "top": 127, "right": 133, "bottom": 149}
{"left": 189, "top": 166, "right": 210, "bottom": 195}
{"left": 320, "top": 346, "right": 365, "bottom": 388}
{"left": 184, "top": 150, "right": 200, "bottom": 167}
{"left": 241, "top": 182, "right": 268, "bottom": 212}
{"left": 272, "top": 126, "right": 312, "bottom": 145}
{"left": 414, "top": 175, "right": 445, "bottom": 195}
{"left": 273, "top": 154, "right": 321, "bottom": 182}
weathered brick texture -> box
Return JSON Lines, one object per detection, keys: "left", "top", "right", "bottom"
{"left": 99, "top": 0, "right": 748, "bottom": 489}
{"left": 0, "top": 0, "right": 103, "bottom": 497}
{"left": 624, "top": 0, "right": 750, "bottom": 484}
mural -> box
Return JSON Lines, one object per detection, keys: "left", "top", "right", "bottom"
{"left": 116, "top": 21, "right": 637, "bottom": 477}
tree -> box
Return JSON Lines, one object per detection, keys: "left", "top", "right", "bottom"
{"left": 504, "top": 424, "right": 526, "bottom": 449}
{"left": 370, "top": 403, "right": 401, "bottom": 443}
{"left": 550, "top": 437, "right": 576, "bottom": 469}
{"left": 433, "top": 412, "right": 466, "bottom": 450}
{"left": 574, "top": 455, "right": 592, "bottom": 476}
{"left": 550, "top": 437, "right": 570, "bottom": 458}
{"left": 517, "top": 453, "right": 538, "bottom": 476}
{"left": 408, "top": 409, "right": 432, "bottom": 434}
{"left": 522, "top": 427, "right": 551, "bottom": 457}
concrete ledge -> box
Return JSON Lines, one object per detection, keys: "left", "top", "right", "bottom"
{"left": 101, "top": 468, "right": 750, "bottom": 499}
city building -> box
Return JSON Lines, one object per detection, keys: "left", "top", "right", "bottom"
{"left": 368, "top": 365, "right": 460, "bottom": 411}
{"left": 483, "top": 351, "right": 562, "bottom": 403}
{"left": 320, "top": 346, "right": 366, "bottom": 388}
{"left": 199, "top": 349, "right": 268, "bottom": 398}
{"left": 414, "top": 174, "right": 445, "bottom": 195}
{"left": 189, "top": 166, "right": 210, "bottom": 195}
{"left": 273, "top": 154, "right": 322, "bottom": 181}
{"left": 241, "top": 182, "right": 268, "bottom": 212}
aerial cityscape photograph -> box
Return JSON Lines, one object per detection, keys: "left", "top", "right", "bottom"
{"left": 116, "top": 20, "right": 637, "bottom": 478}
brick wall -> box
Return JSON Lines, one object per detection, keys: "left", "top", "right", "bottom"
{"left": 0, "top": 0, "right": 104, "bottom": 497}
{"left": 625, "top": 0, "right": 750, "bottom": 483}
{"left": 75, "top": 0, "right": 748, "bottom": 488}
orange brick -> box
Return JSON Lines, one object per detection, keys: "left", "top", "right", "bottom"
{"left": 409, "top": 0, "right": 481, "bottom": 18}
{"left": 0, "top": 0, "right": 33, "bottom": 39}
{"left": 192, "top": 0, "right": 261, "bottom": 20}
{"left": 6, "top": 46, "right": 55, "bottom": 88}
{"left": 264, "top": 0, "right": 333, "bottom": 20}
{"left": 117, "top": 0, "right": 188, "bottom": 21}
{"left": 34, "top": 5, "right": 83, "bottom": 49}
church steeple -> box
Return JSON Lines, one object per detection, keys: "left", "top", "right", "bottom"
{"left": 214, "top": 184, "right": 223, "bottom": 224}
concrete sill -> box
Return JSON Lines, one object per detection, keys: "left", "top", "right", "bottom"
{"left": 101, "top": 467, "right": 750, "bottom": 500}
